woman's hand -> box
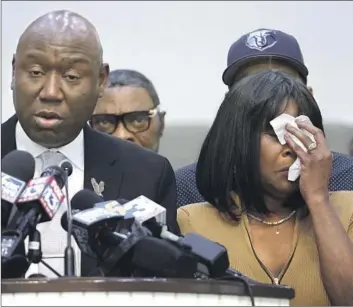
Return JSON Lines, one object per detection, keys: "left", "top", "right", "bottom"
{"left": 284, "top": 121, "right": 332, "bottom": 207}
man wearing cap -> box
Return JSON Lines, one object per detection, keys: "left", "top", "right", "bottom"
{"left": 176, "top": 28, "right": 353, "bottom": 207}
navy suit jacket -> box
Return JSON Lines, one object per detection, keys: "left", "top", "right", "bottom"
{"left": 2, "top": 115, "right": 179, "bottom": 276}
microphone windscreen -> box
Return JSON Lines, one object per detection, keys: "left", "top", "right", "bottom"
{"left": 1, "top": 150, "right": 35, "bottom": 228}
{"left": 61, "top": 212, "right": 68, "bottom": 231}
{"left": 61, "top": 210, "right": 82, "bottom": 231}
{"left": 1, "top": 150, "right": 35, "bottom": 181}
{"left": 61, "top": 189, "right": 104, "bottom": 231}
{"left": 60, "top": 211, "right": 69, "bottom": 231}
{"left": 60, "top": 161, "right": 73, "bottom": 177}
{"left": 71, "top": 189, "right": 104, "bottom": 211}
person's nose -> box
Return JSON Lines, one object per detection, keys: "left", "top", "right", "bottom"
{"left": 39, "top": 72, "right": 64, "bottom": 103}
{"left": 282, "top": 144, "right": 297, "bottom": 160}
{"left": 112, "top": 122, "right": 136, "bottom": 143}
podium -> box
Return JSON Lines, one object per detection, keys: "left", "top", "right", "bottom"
{"left": 1, "top": 277, "right": 294, "bottom": 306}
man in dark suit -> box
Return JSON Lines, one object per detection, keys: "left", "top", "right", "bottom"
{"left": 2, "top": 10, "right": 178, "bottom": 277}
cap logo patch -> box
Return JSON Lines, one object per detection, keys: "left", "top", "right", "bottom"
{"left": 246, "top": 29, "right": 277, "bottom": 51}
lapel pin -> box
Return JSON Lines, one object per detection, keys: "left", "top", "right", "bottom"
{"left": 91, "top": 178, "right": 104, "bottom": 197}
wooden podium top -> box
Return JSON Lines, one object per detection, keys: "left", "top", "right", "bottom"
{"left": 2, "top": 277, "right": 295, "bottom": 299}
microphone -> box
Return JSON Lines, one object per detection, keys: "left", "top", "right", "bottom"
{"left": 1, "top": 150, "right": 35, "bottom": 228}
{"left": 26, "top": 227, "right": 62, "bottom": 277}
{"left": 62, "top": 191, "right": 159, "bottom": 277}
{"left": 130, "top": 236, "right": 197, "bottom": 278}
{"left": 89, "top": 197, "right": 251, "bottom": 288}
{"left": 60, "top": 161, "right": 75, "bottom": 277}
{"left": 61, "top": 190, "right": 133, "bottom": 260}
{"left": 99, "top": 196, "right": 179, "bottom": 242}
{"left": 59, "top": 190, "right": 95, "bottom": 233}
{"left": 104, "top": 197, "right": 242, "bottom": 279}
{"left": 130, "top": 230, "right": 246, "bottom": 282}
{"left": 1, "top": 227, "right": 30, "bottom": 278}
{"left": 16, "top": 165, "right": 66, "bottom": 223}
{"left": 66, "top": 194, "right": 230, "bottom": 280}
{"left": 118, "top": 196, "right": 166, "bottom": 225}
{"left": 1, "top": 150, "right": 35, "bottom": 278}
{"left": 27, "top": 228, "right": 42, "bottom": 264}
{"left": 26, "top": 224, "right": 61, "bottom": 278}
{"left": 2, "top": 166, "right": 66, "bottom": 265}
{"left": 91, "top": 197, "right": 196, "bottom": 277}
{"left": 179, "top": 232, "right": 230, "bottom": 278}
{"left": 60, "top": 161, "right": 73, "bottom": 177}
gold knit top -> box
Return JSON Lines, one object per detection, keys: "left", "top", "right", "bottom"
{"left": 177, "top": 191, "right": 353, "bottom": 306}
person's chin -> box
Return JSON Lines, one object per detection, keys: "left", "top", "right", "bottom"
{"left": 263, "top": 178, "right": 297, "bottom": 199}
{"left": 28, "top": 126, "right": 64, "bottom": 148}
{"left": 278, "top": 179, "right": 298, "bottom": 194}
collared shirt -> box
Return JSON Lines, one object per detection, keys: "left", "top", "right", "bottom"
{"left": 176, "top": 152, "right": 353, "bottom": 207}
{"left": 16, "top": 122, "right": 84, "bottom": 277}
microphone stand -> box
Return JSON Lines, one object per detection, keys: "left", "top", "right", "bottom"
{"left": 27, "top": 221, "right": 62, "bottom": 278}
{"left": 62, "top": 164, "right": 76, "bottom": 277}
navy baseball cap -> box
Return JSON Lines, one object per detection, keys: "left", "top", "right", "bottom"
{"left": 222, "top": 28, "right": 309, "bottom": 86}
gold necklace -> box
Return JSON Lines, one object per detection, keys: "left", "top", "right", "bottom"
{"left": 247, "top": 210, "right": 296, "bottom": 234}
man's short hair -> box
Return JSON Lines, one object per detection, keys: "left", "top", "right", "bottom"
{"left": 108, "top": 69, "right": 160, "bottom": 107}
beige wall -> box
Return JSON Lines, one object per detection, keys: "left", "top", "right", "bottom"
{"left": 2, "top": 1, "right": 353, "bottom": 125}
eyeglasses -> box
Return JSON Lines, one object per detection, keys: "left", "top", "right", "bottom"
{"left": 90, "top": 108, "right": 158, "bottom": 134}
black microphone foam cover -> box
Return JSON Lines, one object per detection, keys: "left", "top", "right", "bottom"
{"left": 1, "top": 150, "right": 35, "bottom": 182}
{"left": 61, "top": 189, "right": 104, "bottom": 231}
{"left": 60, "top": 161, "right": 73, "bottom": 177}
{"left": 71, "top": 189, "right": 104, "bottom": 211}
{"left": 1, "top": 150, "right": 35, "bottom": 227}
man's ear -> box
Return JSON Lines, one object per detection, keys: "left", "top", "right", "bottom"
{"left": 98, "top": 63, "right": 110, "bottom": 97}
{"left": 307, "top": 86, "right": 314, "bottom": 95}
{"left": 158, "top": 111, "right": 166, "bottom": 137}
{"left": 11, "top": 54, "right": 16, "bottom": 90}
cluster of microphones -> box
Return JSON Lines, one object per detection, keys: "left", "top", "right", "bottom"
{"left": 1, "top": 149, "right": 253, "bottom": 284}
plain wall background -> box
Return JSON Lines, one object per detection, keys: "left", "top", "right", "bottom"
{"left": 2, "top": 1, "right": 353, "bottom": 167}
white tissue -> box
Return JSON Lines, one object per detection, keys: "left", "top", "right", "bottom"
{"left": 269, "top": 114, "right": 316, "bottom": 181}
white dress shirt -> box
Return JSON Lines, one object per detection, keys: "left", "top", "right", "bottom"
{"left": 16, "top": 122, "right": 84, "bottom": 277}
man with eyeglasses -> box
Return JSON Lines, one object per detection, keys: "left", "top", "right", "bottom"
{"left": 91, "top": 69, "right": 165, "bottom": 152}
{"left": 1, "top": 10, "right": 179, "bottom": 277}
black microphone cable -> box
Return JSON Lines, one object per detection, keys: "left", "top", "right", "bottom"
{"left": 215, "top": 269, "right": 255, "bottom": 306}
